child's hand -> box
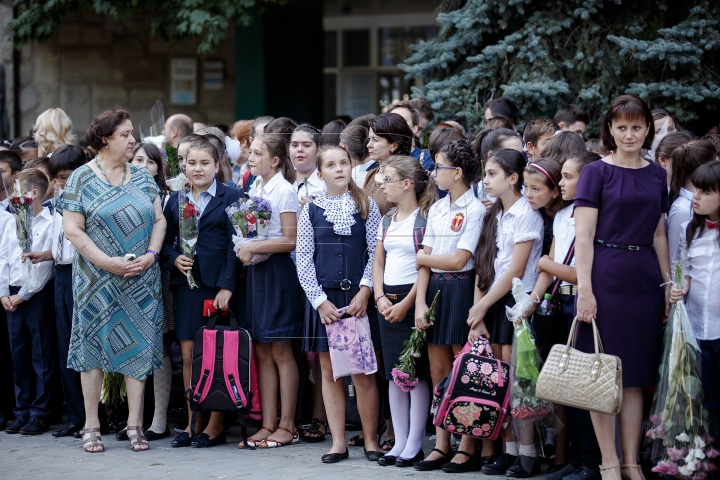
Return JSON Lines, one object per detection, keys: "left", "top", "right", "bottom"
{"left": 21, "top": 250, "right": 53, "bottom": 264}
{"left": 317, "top": 300, "right": 341, "bottom": 325}
{"left": 669, "top": 284, "right": 688, "bottom": 304}
{"left": 173, "top": 255, "right": 193, "bottom": 274}
{"left": 382, "top": 298, "right": 412, "bottom": 323}
{"left": 467, "top": 301, "right": 487, "bottom": 329}
{"left": 1, "top": 296, "right": 15, "bottom": 312}
{"left": 468, "top": 322, "right": 490, "bottom": 344}
{"left": 9, "top": 295, "right": 24, "bottom": 308}
{"left": 213, "top": 289, "right": 233, "bottom": 311}
{"left": 347, "top": 286, "right": 371, "bottom": 317}
{"left": 415, "top": 303, "right": 430, "bottom": 330}
{"left": 236, "top": 243, "right": 256, "bottom": 265}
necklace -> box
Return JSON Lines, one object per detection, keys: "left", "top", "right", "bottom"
{"left": 610, "top": 151, "right": 643, "bottom": 169}
{"left": 95, "top": 157, "right": 127, "bottom": 186}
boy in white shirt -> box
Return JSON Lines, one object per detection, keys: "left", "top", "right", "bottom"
{"left": 0, "top": 168, "right": 56, "bottom": 435}
{"left": 0, "top": 208, "right": 15, "bottom": 430}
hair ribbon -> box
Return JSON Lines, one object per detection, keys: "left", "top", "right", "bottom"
{"left": 528, "top": 162, "right": 557, "bottom": 188}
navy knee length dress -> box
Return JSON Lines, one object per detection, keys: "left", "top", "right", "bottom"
{"left": 573, "top": 160, "right": 668, "bottom": 388}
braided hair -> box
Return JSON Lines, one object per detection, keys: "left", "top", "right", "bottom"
{"left": 438, "top": 139, "right": 482, "bottom": 186}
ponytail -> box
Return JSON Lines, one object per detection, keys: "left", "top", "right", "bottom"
{"left": 669, "top": 140, "right": 716, "bottom": 205}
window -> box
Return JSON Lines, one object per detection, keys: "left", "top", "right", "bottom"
{"left": 378, "top": 26, "right": 436, "bottom": 67}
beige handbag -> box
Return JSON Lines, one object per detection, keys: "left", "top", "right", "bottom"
{"left": 536, "top": 316, "right": 623, "bottom": 415}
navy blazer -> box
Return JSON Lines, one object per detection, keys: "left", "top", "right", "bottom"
{"left": 160, "top": 181, "right": 241, "bottom": 291}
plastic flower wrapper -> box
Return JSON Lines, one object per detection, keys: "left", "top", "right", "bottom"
{"left": 392, "top": 290, "right": 438, "bottom": 392}
{"left": 9, "top": 179, "right": 40, "bottom": 292}
{"left": 178, "top": 186, "right": 199, "bottom": 288}
{"left": 646, "top": 254, "right": 718, "bottom": 479}
{"left": 225, "top": 196, "right": 272, "bottom": 265}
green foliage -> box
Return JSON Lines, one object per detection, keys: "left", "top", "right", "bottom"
{"left": 10, "top": 0, "right": 282, "bottom": 54}
{"left": 165, "top": 144, "right": 179, "bottom": 178}
{"left": 401, "top": 0, "right": 720, "bottom": 134}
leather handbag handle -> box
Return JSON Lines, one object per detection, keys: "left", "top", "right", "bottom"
{"left": 561, "top": 316, "right": 606, "bottom": 381}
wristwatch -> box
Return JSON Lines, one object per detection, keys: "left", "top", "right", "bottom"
{"left": 147, "top": 249, "right": 159, "bottom": 263}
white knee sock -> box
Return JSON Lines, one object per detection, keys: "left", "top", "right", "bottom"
{"left": 506, "top": 441, "right": 519, "bottom": 456}
{"left": 386, "top": 382, "right": 410, "bottom": 457}
{"left": 149, "top": 356, "right": 172, "bottom": 433}
{"left": 400, "top": 380, "right": 431, "bottom": 459}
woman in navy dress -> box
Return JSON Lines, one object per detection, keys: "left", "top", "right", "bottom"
{"left": 574, "top": 95, "right": 670, "bottom": 480}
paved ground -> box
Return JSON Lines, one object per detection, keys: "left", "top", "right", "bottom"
{"left": 0, "top": 424, "right": 497, "bottom": 479}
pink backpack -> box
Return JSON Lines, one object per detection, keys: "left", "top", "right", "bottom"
{"left": 431, "top": 338, "right": 511, "bottom": 440}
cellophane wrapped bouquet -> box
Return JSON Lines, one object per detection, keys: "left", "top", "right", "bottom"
{"left": 646, "top": 255, "right": 719, "bottom": 479}
{"left": 391, "top": 290, "right": 439, "bottom": 392}
{"left": 178, "top": 186, "right": 199, "bottom": 288}
{"left": 225, "top": 196, "right": 272, "bottom": 265}
{"left": 506, "top": 278, "right": 554, "bottom": 421}
{"left": 10, "top": 179, "right": 40, "bottom": 292}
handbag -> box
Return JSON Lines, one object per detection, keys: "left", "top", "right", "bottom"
{"left": 324, "top": 307, "right": 378, "bottom": 381}
{"left": 536, "top": 316, "right": 623, "bottom": 415}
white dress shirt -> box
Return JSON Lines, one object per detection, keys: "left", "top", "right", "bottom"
{"left": 188, "top": 179, "right": 217, "bottom": 218}
{"left": 680, "top": 221, "right": 720, "bottom": 341}
{"left": 491, "top": 196, "right": 544, "bottom": 292}
{"left": 423, "top": 188, "right": 486, "bottom": 273}
{"left": 352, "top": 159, "right": 378, "bottom": 187}
{"left": 52, "top": 207, "right": 75, "bottom": 265}
{"left": 552, "top": 204, "right": 576, "bottom": 287}
{"left": 293, "top": 169, "right": 325, "bottom": 202}
{"left": 0, "top": 197, "right": 8, "bottom": 212}
{"left": 668, "top": 188, "right": 693, "bottom": 273}
{"left": 248, "top": 171, "right": 299, "bottom": 240}
{"left": 0, "top": 206, "right": 55, "bottom": 300}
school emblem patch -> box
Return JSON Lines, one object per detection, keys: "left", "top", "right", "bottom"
{"left": 450, "top": 213, "right": 464, "bottom": 232}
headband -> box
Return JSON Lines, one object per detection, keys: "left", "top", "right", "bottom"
{"left": 528, "top": 162, "right": 557, "bottom": 188}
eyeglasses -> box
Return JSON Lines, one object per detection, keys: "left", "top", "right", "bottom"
{"left": 432, "top": 165, "right": 457, "bottom": 173}
{"left": 378, "top": 176, "right": 403, "bottom": 185}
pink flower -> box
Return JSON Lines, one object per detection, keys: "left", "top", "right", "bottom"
{"left": 482, "top": 423, "right": 491, "bottom": 431}
{"left": 461, "top": 375, "right": 470, "bottom": 384}
{"left": 446, "top": 424, "right": 456, "bottom": 431}
{"left": 466, "top": 362, "right": 478, "bottom": 373}
{"left": 490, "top": 372, "right": 499, "bottom": 383}
{"left": 668, "top": 447, "right": 685, "bottom": 461}
{"left": 481, "top": 363, "right": 493, "bottom": 375}
{"left": 472, "top": 428, "right": 483, "bottom": 436}
{"left": 652, "top": 461, "right": 679, "bottom": 476}
{"left": 692, "top": 472, "right": 707, "bottom": 480}
{"left": 707, "top": 448, "right": 720, "bottom": 459}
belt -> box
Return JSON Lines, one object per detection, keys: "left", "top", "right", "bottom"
{"left": 431, "top": 270, "right": 474, "bottom": 281}
{"left": 558, "top": 285, "right": 577, "bottom": 296}
{"left": 386, "top": 292, "right": 409, "bottom": 301}
{"left": 594, "top": 239, "right": 652, "bottom": 251}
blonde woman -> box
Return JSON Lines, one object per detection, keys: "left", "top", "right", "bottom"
{"left": 34, "top": 108, "right": 76, "bottom": 157}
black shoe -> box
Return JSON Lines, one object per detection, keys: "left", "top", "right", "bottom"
{"left": 53, "top": 424, "right": 82, "bottom": 437}
{"left": 171, "top": 431, "right": 193, "bottom": 447}
{"left": 364, "top": 448, "right": 385, "bottom": 461}
{"left": 396, "top": 449, "right": 425, "bottom": 468}
{"left": 545, "top": 464, "right": 578, "bottom": 480}
{"left": 483, "top": 455, "right": 498, "bottom": 465}
{"left": 194, "top": 432, "right": 226, "bottom": 448}
{"left": 414, "top": 448, "right": 454, "bottom": 471}
{"left": 116, "top": 427, "right": 128, "bottom": 441}
{"left": 378, "top": 455, "right": 398, "bottom": 466}
{"left": 321, "top": 449, "right": 349, "bottom": 464}
{"left": 5, "top": 415, "right": 28, "bottom": 434}
{"left": 506, "top": 455, "right": 541, "bottom": 478}
{"left": 442, "top": 450, "right": 482, "bottom": 473}
{"left": 19, "top": 417, "right": 50, "bottom": 435}
{"left": 563, "top": 467, "right": 601, "bottom": 480}
{"left": 145, "top": 427, "right": 170, "bottom": 441}
{"left": 482, "top": 453, "right": 518, "bottom": 475}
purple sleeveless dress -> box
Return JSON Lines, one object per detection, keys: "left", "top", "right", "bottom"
{"left": 574, "top": 160, "right": 668, "bottom": 388}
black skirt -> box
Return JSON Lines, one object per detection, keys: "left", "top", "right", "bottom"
{"left": 485, "top": 291, "right": 515, "bottom": 346}
{"left": 378, "top": 284, "right": 429, "bottom": 380}
{"left": 174, "top": 261, "right": 220, "bottom": 340}
{"left": 242, "top": 253, "right": 302, "bottom": 343}
{"left": 426, "top": 271, "right": 475, "bottom": 346}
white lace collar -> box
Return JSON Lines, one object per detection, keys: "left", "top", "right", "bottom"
{"left": 313, "top": 191, "right": 357, "bottom": 235}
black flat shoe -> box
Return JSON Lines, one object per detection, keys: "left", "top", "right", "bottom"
{"left": 506, "top": 455, "right": 541, "bottom": 478}
{"left": 171, "top": 431, "right": 193, "bottom": 447}
{"left": 116, "top": 427, "right": 128, "bottom": 441}
{"left": 364, "top": 448, "right": 385, "bottom": 461}
{"left": 483, "top": 455, "right": 498, "bottom": 466}
{"left": 414, "top": 448, "right": 454, "bottom": 471}
{"left": 145, "top": 427, "right": 170, "bottom": 441}
{"left": 321, "top": 449, "right": 349, "bottom": 464}
{"left": 53, "top": 424, "right": 82, "bottom": 437}
{"left": 396, "top": 449, "right": 425, "bottom": 468}
{"left": 5, "top": 415, "right": 28, "bottom": 434}
{"left": 377, "top": 455, "right": 398, "bottom": 466}
{"left": 442, "top": 450, "right": 482, "bottom": 473}
{"left": 194, "top": 432, "right": 226, "bottom": 448}
{"left": 482, "top": 453, "right": 518, "bottom": 475}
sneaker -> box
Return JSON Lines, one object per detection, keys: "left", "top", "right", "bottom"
{"left": 19, "top": 417, "right": 50, "bottom": 435}
{"left": 564, "top": 467, "right": 601, "bottom": 480}
{"left": 5, "top": 415, "right": 29, "bottom": 434}
{"left": 546, "top": 465, "right": 580, "bottom": 480}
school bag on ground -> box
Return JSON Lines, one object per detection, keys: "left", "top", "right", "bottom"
{"left": 432, "top": 337, "right": 511, "bottom": 441}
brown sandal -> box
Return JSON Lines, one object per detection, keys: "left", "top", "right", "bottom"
{"left": 238, "top": 425, "right": 273, "bottom": 449}
{"left": 82, "top": 427, "right": 104, "bottom": 453}
{"left": 127, "top": 426, "right": 149, "bottom": 452}
{"left": 255, "top": 426, "right": 300, "bottom": 448}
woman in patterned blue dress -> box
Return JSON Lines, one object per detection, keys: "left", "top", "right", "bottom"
{"left": 58, "top": 110, "right": 166, "bottom": 453}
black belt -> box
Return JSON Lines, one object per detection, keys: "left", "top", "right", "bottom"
{"left": 594, "top": 239, "right": 652, "bottom": 251}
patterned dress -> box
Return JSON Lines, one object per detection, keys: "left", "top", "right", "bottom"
{"left": 57, "top": 164, "right": 163, "bottom": 380}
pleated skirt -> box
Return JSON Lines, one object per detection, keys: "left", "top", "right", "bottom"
{"left": 426, "top": 271, "right": 475, "bottom": 345}
{"left": 174, "top": 261, "right": 219, "bottom": 341}
{"left": 485, "top": 291, "right": 515, "bottom": 346}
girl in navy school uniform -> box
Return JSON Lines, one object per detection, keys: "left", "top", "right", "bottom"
{"left": 160, "top": 137, "right": 241, "bottom": 448}
{"left": 372, "top": 156, "right": 438, "bottom": 467}
{"left": 237, "top": 133, "right": 303, "bottom": 449}
{"left": 413, "top": 140, "right": 486, "bottom": 472}
{"left": 297, "top": 145, "right": 383, "bottom": 463}
{"left": 467, "top": 149, "right": 544, "bottom": 477}
{"left": 524, "top": 152, "right": 604, "bottom": 480}
{"left": 670, "top": 160, "right": 720, "bottom": 452}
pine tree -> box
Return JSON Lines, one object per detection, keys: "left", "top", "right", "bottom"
{"left": 401, "top": 0, "right": 720, "bottom": 133}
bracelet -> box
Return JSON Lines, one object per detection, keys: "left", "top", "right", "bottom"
{"left": 374, "top": 294, "right": 387, "bottom": 305}
{"left": 147, "top": 249, "right": 159, "bottom": 263}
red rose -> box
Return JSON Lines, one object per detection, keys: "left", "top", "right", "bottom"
{"left": 182, "top": 203, "right": 199, "bottom": 219}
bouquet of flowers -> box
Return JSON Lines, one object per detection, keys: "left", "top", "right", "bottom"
{"left": 178, "top": 186, "right": 199, "bottom": 288}
{"left": 225, "top": 196, "right": 272, "bottom": 265}
{"left": 100, "top": 372, "right": 126, "bottom": 407}
{"left": 506, "top": 278, "right": 553, "bottom": 421}
{"left": 10, "top": 179, "right": 40, "bottom": 292}
{"left": 392, "top": 290, "right": 439, "bottom": 392}
{"left": 646, "top": 255, "right": 719, "bottom": 480}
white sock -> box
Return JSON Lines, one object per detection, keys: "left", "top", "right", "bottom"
{"left": 519, "top": 444, "right": 537, "bottom": 457}
{"left": 505, "top": 441, "right": 519, "bottom": 456}
{"left": 400, "top": 380, "right": 431, "bottom": 459}
{"left": 386, "top": 382, "right": 409, "bottom": 457}
{"left": 149, "top": 356, "right": 172, "bottom": 433}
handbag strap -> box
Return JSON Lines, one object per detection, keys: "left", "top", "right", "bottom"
{"left": 563, "top": 316, "right": 606, "bottom": 381}
{"left": 548, "top": 238, "right": 576, "bottom": 299}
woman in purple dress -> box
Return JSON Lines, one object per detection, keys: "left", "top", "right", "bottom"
{"left": 574, "top": 95, "right": 670, "bottom": 480}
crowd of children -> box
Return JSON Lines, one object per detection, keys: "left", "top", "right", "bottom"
{"left": 1, "top": 96, "right": 719, "bottom": 480}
